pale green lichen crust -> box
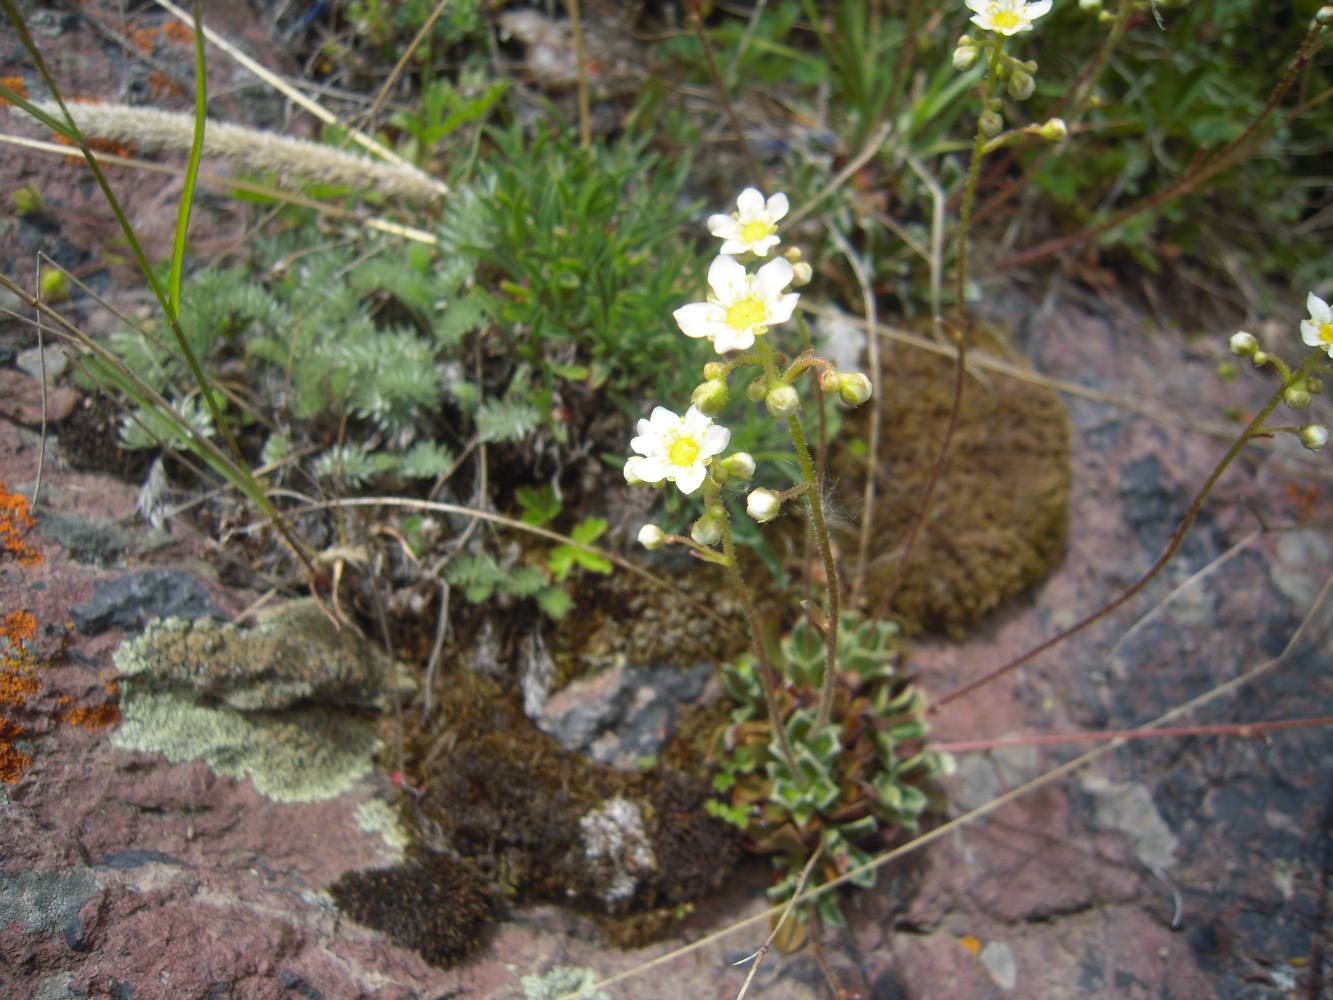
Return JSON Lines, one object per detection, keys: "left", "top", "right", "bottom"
{"left": 110, "top": 688, "right": 377, "bottom": 803}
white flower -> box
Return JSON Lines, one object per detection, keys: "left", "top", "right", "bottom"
{"left": 673, "top": 255, "right": 799, "bottom": 354}
{"left": 1300, "top": 292, "right": 1333, "bottom": 358}
{"left": 965, "top": 0, "right": 1053, "bottom": 36}
{"left": 627, "top": 405, "right": 731, "bottom": 495}
{"left": 706, "top": 188, "right": 789, "bottom": 257}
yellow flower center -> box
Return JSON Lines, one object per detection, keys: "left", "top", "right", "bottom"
{"left": 726, "top": 296, "right": 768, "bottom": 331}
{"left": 1321, "top": 322, "right": 1333, "bottom": 345}
{"left": 739, "top": 219, "right": 775, "bottom": 245}
{"left": 668, "top": 435, "right": 701, "bottom": 467}
{"left": 991, "top": 11, "right": 1021, "bottom": 29}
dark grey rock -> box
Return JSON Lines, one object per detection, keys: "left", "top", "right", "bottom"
{"left": 0, "top": 867, "right": 100, "bottom": 937}
{"left": 70, "top": 569, "right": 224, "bottom": 636}
{"left": 36, "top": 513, "right": 130, "bottom": 568}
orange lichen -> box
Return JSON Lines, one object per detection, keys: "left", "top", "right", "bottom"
{"left": 960, "top": 934, "right": 983, "bottom": 957}
{"left": 0, "top": 75, "right": 28, "bottom": 103}
{"left": 0, "top": 717, "right": 32, "bottom": 784}
{"left": 0, "top": 482, "right": 42, "bottom": 566}
{"left": 1, "top": 610, "right": 38, "bottom": 644}
{"left": 60, "top": 702, "right": 121, "bottom": 730}
{"left": 161, "top": 21, "right": 195, "bottom": 46}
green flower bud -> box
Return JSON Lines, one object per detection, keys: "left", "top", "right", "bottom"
{"left": 1038, "top": 118, "right": 1067, "bottom": 141}
{"left": 11, "top": 185, "right": 44, "bottom": 218}
{"left": 1007, "top": 70, "right": 1035, "bottom": 101}
{"left": 765, "top": 384, "right": 800, "bottom": 418}
{"left": 746, "top": 378, "right": 768, "bottom": 402}
{"left": 1078, "top": 0, "right": 1102, "bottom": 10}
{"left": 1299, "top": 424, "right": 1328, "bottom": 451}
{"left": 838, "top": 372, "right": 873, "bottom": 407}
{"left": 820, "top": 368, "right": 843, "bottom": 394}
{"left": 637, "top": 524, "right": 666, "bottom": 550}
{"left": 702, "top": 361, "right": 725, "bottom": 380}
{"left": 39, "top": 267, "right": 68, "bottom": 304}
{"left": 691, "top": 378, "right": 729, "bottom": 416}
{"left": 791, "top": 261, "right": 813, "bottom": 287}
{"left": 1229, "top": 331, "right": 1258, "bottom": 356}
{"left": 1316, "top": 6, "right": 1333, "bottom": 26}
{"left": 722, "top": 451, "right": 756, "bottom": 483}
{"left": 952, "top": 42, "right": 979, "bottom": 72}
{"left": 691, "top": 511, "right": 723, "bottom": 546}
{"left": 746, "top": 488, "right": 781, "bottom": 524}
{"left": 1284, "top": 385, "right": 1313, "bottom": 410}
{"left": 979, "top": 110, "right": 1004, "bottom": 137}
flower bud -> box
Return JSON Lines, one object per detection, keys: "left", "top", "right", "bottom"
{"left": 623, "top": 456, "right": 645, "bottom": 486}
{"left": 1097, "top": 9, "right": 1115, "bottom": 23}
{"left": 1007, "top": 70, "right": 1035, "bottom": 101}
{"left": 691, "top": 511, "right": 723, "bottom": 546}
{"left": 1229, "top": 331, "right": 1259, "bottom": 356}
{"left": 1300, "top": 424, "right": 1328, "bottom": 451}
{"left": 722, "top": 451, "right": 756, "bottom": 483}
{"left": 1284, "top": 385, "right": 1313, "bottom": 410}
{"left": 1316, "top": 6, "right": 1333, "bottom": 27}
{"left": 746, "top": 378, "right": 768, "bottom": 402}
{"left": 1038, "top": 118, "right": 1067, "bottom": 141}
{"left": 39, "top": 267, "right": 68, "bottom": 304}
{"left": 691, "top": 378, "right": 729, "bottom": 416}
{"left": 791, "top": 261, "right": 813, "bottom": 287}
{"left": 979, "top": 110, "right": 1004, "bottom": 137}
{"left": 702, "top": 361, "right": 725, "bottom": 380}
{"left": 637, "top": 524, "right": 666, "bottom": 550}
{"left": 952, "top": 41, "right": 979, "bottom": 72}
{"left": 819, "top": 368, "right": 843, "bottom": 395}
{"left": 746, "top": 488, "right": 781, "bottom": 524}
{"left": 783, "top": 246, "right": 803, "bottom": 263}
{"left": 1251, "top": 350, "right": 1270, "bottom": 367}
{"left": 11, "top": 185, "right": 44, "bottom": 217}
{"left": 838, "top": 372, "right": 873, "bottom": 407}
{"left": 765, "top": 384, "right": 800, "bottom": 418}
{"left": 1078, "top": 0, "right": 1101, "bottom": 10}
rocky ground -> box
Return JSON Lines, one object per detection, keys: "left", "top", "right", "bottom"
{"left": 2, "top": 3, "right": 1330, "bottom": 999}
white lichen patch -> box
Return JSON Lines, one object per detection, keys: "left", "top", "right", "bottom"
{"left": 577, "top": 796, "right": 656, "bottom": 906}
{"left": 1080, "top": 774, "right": 1178, "bottom": 871}
{"left": 980, "top": 940, "right": 1017, "bottom": 991}
{"left": 520, "top": 964, "right": 608, "bottom": 1000}
{"left": 354, "top": 800, "right": 410, "bottom": 858}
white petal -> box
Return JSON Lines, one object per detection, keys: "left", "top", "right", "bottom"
{"left": 635, "top": 417, "right": 652, "bottom": 438}
{"left": 682, "top": 405, "right": 711, "bottom": 434}
{"left": 630, "top": 433, "right": 653, "bottom": 456}
{"left": 649, "top": 406, "right": 680, "bottom": 433}
{"left": 753, "top": 257, "right": 794, "bottom": 299}
{"left": 1309, "top": 292, "right": 1332, "bottom": 324}
{"left": 718, "top": 238, "right": 751, "bottom": 256}
{"left": 707, "top": 255, "right": 749, "bottom": 302}
{"left": 736, "top": 188, "right": 764, "bottom": 217}
{"left": 750, "top": 235, "right": 781, "bottom": 257}
{"left": 636, "top": 457, "right": 670, "bottom": 483}
{"left": 701, "top": 424, "right": 731, "bottom": 458}
{"left": 1026, "top": 0, "right": 1053, "bottom": 19}
{"left": 674, "top": 463, "right": 706, "bottom": 495}
{"left": 765, "top": 192, "right": 789, "bottom": 221}
{"left": 964, "top": 0, "right": 990, "bottom": 12}
{"left": 674, "top": 301, "right": 723, "bottom": 339}
{"left": 712, "top": 327, "right": 754, "bottom": 354}
{"left": 1301, "top": 319, "right": 1321, "bottom": 347}
{"left": 707, "top": 214, "right": 739, "bottom": 238}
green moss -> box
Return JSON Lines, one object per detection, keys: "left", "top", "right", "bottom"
{"left": 840, "top": 341, "right": 1072, "bottom": 636}
{"left": 111, "top": 689, "right": 377, "bottom": 803}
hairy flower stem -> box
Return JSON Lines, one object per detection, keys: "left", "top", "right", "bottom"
{"left": 719, "top": 509, "right": 803, "bottom": 781}
{"left": 955, "top": 39, "right": 1005, "bottom": 316}
{"left": 786, "top": 410, "right": 841, "bottom": 734}
{"left": 933, "top": 352, "right": 1321, "bottom": 714}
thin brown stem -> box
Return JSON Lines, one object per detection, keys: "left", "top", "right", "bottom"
{"left": 955, "top": 39, "right": 1005, "bottom": 314}
{"left": 687, "top": 0, "right": 760, "bottom": 177}
{"left": 734, "top": 842, "right": 823, "bottom": 1000}
{"left": 873, "top": 332, "right": 966, "bottom": 620}
{"left": 932, "top": 354, "right": 1316, "bottom": 714}
{"left": 933, "top": 715, "right": 1333, "bottom": 754}
{"left": 566, "top": 0, "right": 592, "bottom": 149}
{"left": 721, "top": 509, "right": 803, "bottom": 779}
{"left": 996, "top": 20, "right": 1328, "bottom": 271}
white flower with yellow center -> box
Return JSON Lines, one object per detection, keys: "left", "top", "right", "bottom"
{"left": 627, "top": 405, "right": 731, "bottom": 495}
{"left": 707, "top": 188, "right": 789, "bottom": 257}
{"left": 1300, "top": 291, "right": 1333, "bottom": 358}
{"left": 673, "top": 255, "right": 799, "bottom": 354}
{"left": 965, "top": 0, "right": 1053, "bottom": 35}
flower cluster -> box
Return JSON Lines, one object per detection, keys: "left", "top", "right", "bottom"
{"left": 1229, "top": 289, "right": 1331, "bottom": 452}
{"left": 625, "top": 188, "right": 873, "bottom": 551}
